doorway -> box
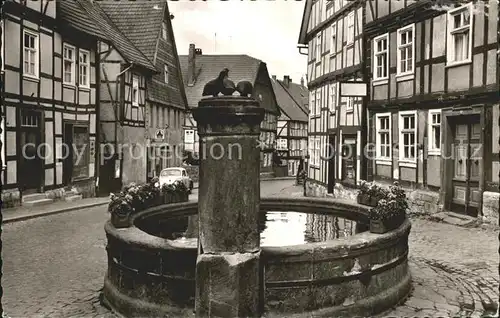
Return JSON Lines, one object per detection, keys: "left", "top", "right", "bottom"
{"left": 341, "top": 137, "right": 357, "bottom": 187}
{"left": 19, "top": 110, "right": 42, "bottom": 193}
{"left": 327, "top": 135, "right": 336, "bottom": 193}
{"left": 449, "top": 116, "right": 481, "bottom": 216}
{"left": 63, "top": 123, "right": 74, "bottom": 186}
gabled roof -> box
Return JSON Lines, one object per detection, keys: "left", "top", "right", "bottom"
{"left": 271, "top": 79, "right": 307, "bottom": 122}
{"left": 178, "top": 54, "right": 261, "bottom": 109}
{"left": 97, "top": 0, "right": 166, "bottom": 62}
{"left": 96, "top": 0, "right": 188, "bottom": 110}
{"left": 298, "top": 0, "right": 313, "bottom": 45}
{"left": 283, "top": 81, "right": 309, "bottom": 114}
{"left": 58, "top": 0, "right": 157, "bottom": 72}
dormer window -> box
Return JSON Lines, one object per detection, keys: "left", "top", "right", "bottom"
{"left": 161, "top": 22, "right": 167, "bottom": 40}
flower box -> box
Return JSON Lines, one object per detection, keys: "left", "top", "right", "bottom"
{"left": 111, "top": 212, "right": 130, "bottom": 228}
{"left": 370, "top": 219, "right": 388, "bottom": 234}
{"left": 357, "top": 194, "right": 378, "bottom": 207}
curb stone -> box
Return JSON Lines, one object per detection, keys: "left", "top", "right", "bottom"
{"left": 4, "top": 178, "right": 293, "bottom": 224}
{"left": 3, "top": 201, "right": 110, "bottom": 224}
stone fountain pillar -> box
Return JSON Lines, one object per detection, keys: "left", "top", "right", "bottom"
{"left": 192, "top": 96, "right": 265, "bottom": 317}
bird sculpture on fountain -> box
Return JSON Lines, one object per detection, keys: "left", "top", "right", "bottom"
{"left": 202, "top": 68, "right": 236, "bottom": 97}
{"left": 235, "top": 80, "right": 253, "bottom": 97}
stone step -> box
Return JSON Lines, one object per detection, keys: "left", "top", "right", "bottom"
{"left": 23, "top": 198, "right": 54, "bottom": 207}
{"left": 432, "top": 211, "right": 477, "bottom": 227}
{"left": 64, "top": 194, "right": 83, "bottom": 202}
{"left": 22, "top": 193, "right": 47, "bottom": 203}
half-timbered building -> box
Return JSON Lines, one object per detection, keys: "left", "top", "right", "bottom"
{"left": 1, "top": 0, "right": 102, "bottom": 207}
{"left": 97, "top": 1, "right": 188, "bottom": 184}
{"left": 364, "top": 0, "right": 499, "bottom": 219}
{"left": 179, "top": 45, "right": 281, "bottom": 176}
{"left": 61, "top": 0, "right": 188, "bottom": 194}
{"left": 272, "top": 75, "right": 309, "bottom": 177}
{"left": 298, "top": 0, "right": 366, "bottom": 197}
{"left": 59, "top": 0, "right": 158, "bottom": 194}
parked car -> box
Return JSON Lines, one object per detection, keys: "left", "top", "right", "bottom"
{"left": 159, "top": 167, "right": 194, "bottom": 193}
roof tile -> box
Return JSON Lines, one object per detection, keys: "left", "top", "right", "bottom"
{"left": 179, "top": 54, "right": 263, "bottom": 109}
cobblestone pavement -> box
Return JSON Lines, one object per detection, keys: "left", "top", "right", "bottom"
{"left": 4, "top": 181, "right": 498, "bottom": 317}
{"left": 2, "top": 180, "right": 295, "bottom": 317}
{"left": 278, "top": 184, "right": 500, "bottom": 318}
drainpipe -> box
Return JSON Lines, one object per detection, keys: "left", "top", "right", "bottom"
{"left": 297, "top": 44, "right": 308, "bottom": 56}
{"left": 95, "top": 41, "right": 101, "bottom": 196}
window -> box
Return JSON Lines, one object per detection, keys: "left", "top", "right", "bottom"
{"left": 23, "top": 30, "right": 38, "bottom": 77}
{"left": 346, "top": 12, "right": 354, "bottom": 45}
{"left": 428, "top": 110, "right": 442, "bottom": 155}
{"left": 314, "top": 137, "right": 321, "bottom": 166}
{"left": 399, "top": 111, "right": 417, "bottom": 163}
{"left": 315, "top": 89, "right": 321, "bottom": 116}
{"left": 277, "top": 138, "right": 287, "bottom": 150}
{"left": 79, "top": 50, "right": 90, "bottom": 87}
{"left": 315, "top": 33, "right": 322, "bottom": 61}
{"left": 161, "top": 21, "right": 168, "bottom": 40}
{"left": 309, "top": 91, "right": 315, "bottom": 117}
{"left": 375, "top": 113, "right": 391, "bottom": 162}
{"left": 132, "top": 75, "right": 139, "bottom": 106}
{"left": 373, "top": 33, "right": 389, "bottom": 81}
{"left": 447, "top": 4, "right": 473, "bottom": 64}
{"left": 1, "top": 20, "right": 4, "bottom": 71}
{"left": 63, "top": 44, "right": 75, "bottom": 84}
{"left": 329, "top": 83, "right": 336, "bottom": 112}
{"left": 330, "top": 23, "right": 337, "bottom": 57}
{"left": 397, "top": 24, "right": 414, "bottom": 76}
{"left": 346, "top": 97, "right": 354, "bottom": 112}
{"left": 164, "top": 64, "right": 169, "bottom": 84}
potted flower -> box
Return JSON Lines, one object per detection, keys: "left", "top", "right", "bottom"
{"left": 369, "top": 182, "right": 407, "bottom": 234}
{"left": 357, "top": 181, "right": 384, "bottom": 207}
{"left": 173, "top": 180, "right": 189, "bottom": 202}
{"left": 108, "top": 192, "right": 133, "bottom": 228}
{"left": 161, "top": 183, "right": 176, "bottom": 204}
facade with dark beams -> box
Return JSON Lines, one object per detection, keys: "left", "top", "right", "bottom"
{"left": 298, "top": 0, "right": 367, "bottom": 197}
{"left": 1, "top": 0, "right": 101, "bottom": 206}
{"left": 365, "top": 0, "right": 499, "bottom": 218}
{"left": 97, "top": 1, "right": 188, "bottom": 184}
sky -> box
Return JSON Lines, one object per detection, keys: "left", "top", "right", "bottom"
{"left": 168, "top": 1, "right": 308, "bottom": 85}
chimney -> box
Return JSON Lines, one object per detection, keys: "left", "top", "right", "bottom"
{"left": 283, "top": 75, "right": 291, "bottom": 87}
{"left": 272, "top": 75, "right": 276, "bottom": 81}
{"left": 187, "top": 44, "right": 196, "bottom": 86}
{"left": 300, "top": 77, "right": 304, "bottom": 87}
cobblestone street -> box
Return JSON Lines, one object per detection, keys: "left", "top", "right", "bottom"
{"left": 2, "top": 180, "right": 293, "bottom": 317}
{"left": 3, "top": 181, "right": 499, "bottom": 317}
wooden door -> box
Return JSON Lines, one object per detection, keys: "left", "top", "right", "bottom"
{"left": 451, "top": 121, "right": 481, "bottom": 216}
{"left": 63, "top": 123, "right": 74, "bottom": 186}
{"left": 19, "top": 111, "right": 42, "bottom": 193}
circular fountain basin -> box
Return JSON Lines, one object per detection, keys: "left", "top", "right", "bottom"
{"left": 103, "top": 197, "right": 411, "bottom": 317}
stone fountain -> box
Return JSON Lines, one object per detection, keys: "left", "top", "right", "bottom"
{"left": 102, "top": 70, "right": 412, "bottom": 317}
